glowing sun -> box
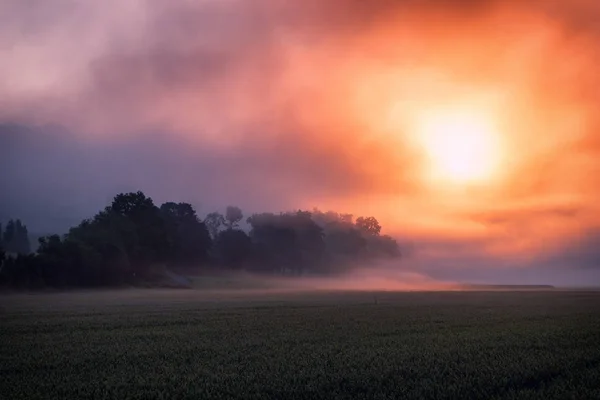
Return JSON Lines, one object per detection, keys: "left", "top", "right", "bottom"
{"left": 415, "top": 109, "right": 503, "bottom": 185}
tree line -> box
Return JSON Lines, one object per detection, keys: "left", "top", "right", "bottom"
{"left": 0, "top": 191, "right": 400, "bottom": 289}
{"left": 0, "top": 219, "right": 31, "bottom": 255}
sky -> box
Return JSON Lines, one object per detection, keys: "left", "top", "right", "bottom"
{"left": 2, "top": 0, "right": 600, "bottom": 285}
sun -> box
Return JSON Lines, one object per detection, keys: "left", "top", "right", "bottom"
{"left": 414, "top": 108, "right": 502, "bottom": 185}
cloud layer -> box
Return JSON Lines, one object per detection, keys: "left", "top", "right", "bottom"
{"left": 2, "top": 0, "right": 600, "bottom": 277}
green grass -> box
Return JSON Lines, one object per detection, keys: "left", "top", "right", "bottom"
{"left": 1, "top": 290, "right": 599, "bottom": 399}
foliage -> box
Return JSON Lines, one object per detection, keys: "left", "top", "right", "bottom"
{"left": 247, "top": 211, "right": 326, "bottom": 275}
{"left": 213, "top": 228, "right": 253, "bottom": 268}
{"left": 355, "top": 216, "right": 382, "bottom": 236}
{"left": 0, "top": 191, "right": 401, "bottom": 289}
{"left": 109, "top": 191, "right": 170, "bottom": 269}
{"left": 224, "top": 205, "right": 244, "bottom": 230}
{"left": 2, "top": 219, "right": 31, "bottom": 255}
{"left": 160, "top": 202, "right": 212, "bottom": 265}
{"left": 1, "top": 291, "right": 599, "bottom": 399}
{"left": 204, "top": 212, "right": 225, "bottom": 239}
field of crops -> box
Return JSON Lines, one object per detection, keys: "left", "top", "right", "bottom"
{"left": 1, "top": 289, "right": 599, "bottom": 399}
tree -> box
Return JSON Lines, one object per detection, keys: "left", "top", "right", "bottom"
{"left": 225, "top": 206, "right": 243, "bottom": 230}
{"left": 286, "top": 210, "right": 326, "bottom": 274}
{"left": 160, "top": 202, "right": 212, "bottom": 265}
{"left": 204, "top": 212, "right": 225, "bottom": 239}
{"left": 3, "top": 219, "right": 15, "bottom": 250}
{"left": 66, "top": 210, "right": 134, "bottom": 285}
{"left": 0, "top": 243, "right": 5, "bottom": 287}
{"left": 111, "top": 191, "right": 155, "bottom": 216}
{"left": 325, "top": 227, "right": 367, "bottom": 257}
{"left": 214, "top": 229, "right": 252, "bottom": 268}
{"left": 15, "top": 220, "right": 31, "bottom": 254}
{"left": 36, "top": 235, "right": 79, "bottom": 287}
{"left": 355, "top": 216, "right": 381, "bottom": 236}
{"left": 340, "top": 214, "right": 354, "bottom": 224}
{"left": 2, "top": 219, "right": 31, "bottom": 254}
{"left": 370, "top": 235, "right": 401, "bottom": 258}
{"left": 247, "top": 212, "right": 290, "bottom": 272}
{"left": 247, "top": 210, "right": 325, "bottom": 275}
{"left": 0, "top": 253, "right": 41, "bottom": 288}
{"left": 110, "top": 191, "right": 169, "bottom": 270}
{"left": 311, "top": 209, "right": 354, "bottom": 230}
{"left": 0, "top": 188, "right": 403, "bottom": 288}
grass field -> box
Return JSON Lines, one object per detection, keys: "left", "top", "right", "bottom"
{"left": 1, "top": 289, "right": 600, "bottom": 399}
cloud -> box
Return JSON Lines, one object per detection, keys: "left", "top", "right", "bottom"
{"left": 533, "top": 228, "right": 600, "bottom": 270}
{"left": 3, "top": 0, "right": 600, "bottom": 278}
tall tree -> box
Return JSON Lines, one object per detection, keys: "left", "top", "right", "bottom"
{"left": 15, "top": 220, "right": 31, "bottom": 254}
{"left": 225, "top": 206, "right": 243, "bottom": 230}
{"left": 111, "top": 191, "right": 156, "bottom": 216}
{"left": 248, "top": 212, "right": 297, "bottom": 273}
{"left": 109, "top": 191, "right": 169, "bottom": 272}
{"left": 214, "top": 229, "right": 252, "bottom": 268}
{"left": 3, "top": 219, "right": 15, "bottom": 250}
{"left": 67, "top": 209, "right": 133, "bottom": 285}
{"left": 355, "top": 216, "right": 382, "bottom": 236}
{"left": 339, "top": 213, "right": 354, "bottom": 224}
{"left": 325, "top": 227, "right": 367, "bottom": 257}
{"left": 367, "top": 234, "right": 401, "bottom": 258}
{"left": 160, "top": 202, "right": 212, "bottom": 265}
{"left": 311, "top": 209, "right": 354, "bottom": 230}
{"left": 2, "top": 219, "right": 31, "bottom": 254}
{"left": 204, "top": 212, "right": 225, "bottom": 239}
{"left": 248, "top": 210, "right": 325, "bottom": 275}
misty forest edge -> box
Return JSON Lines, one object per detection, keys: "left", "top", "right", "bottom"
{"left": 0, "top": 191, "right": 400, "bottom": 289}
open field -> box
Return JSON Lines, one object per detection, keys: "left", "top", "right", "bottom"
{"left": 1, "top": 289, "right": 600, "bottom": 399}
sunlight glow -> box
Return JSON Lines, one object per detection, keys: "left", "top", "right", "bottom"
{"left": 415, "top": 108, "right": 503, "bottom": 185}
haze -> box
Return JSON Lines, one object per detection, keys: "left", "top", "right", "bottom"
{"left": 2, "top": 0, "right": 600, "bottom": 286}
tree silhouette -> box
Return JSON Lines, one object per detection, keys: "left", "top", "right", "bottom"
{"left": 225, "top": 206, "right": 243, "bottom": 230}
{"left": 109, "top": 192, "right": 169, "bottom": 270}
{"left": 15, "top": 220, "right": 31, "bottom": 254}
{"left": 2, "top": 219, "right": 31, "bottom": 254}
{"left": 204, "top": 212, "right": 225, "bottom": 239}
{"left": 3, "top": 220, "right": 15, "bottom": 249}
{"left": 248, "top": 212, "right": 298, "bottom": 273}
{"left": 214, "top": 228, "right": 252, "bottom": 268}
{"left": 355, "top": 216, "right": 382, "bottom": 236}
{"left": 369, "top": 234, "right": 401, "bottom": 258}
{"left": 0, "top": 193, "right": 401, "bottom": 289}
{"left": 160, "top": 202, "right": 212, "bottom": 265}
{"left": 326, "top": 227, "right": 367, "bottom": 257}
{"left": 247, "top": 211, "right": 326, "bottom": 275}
{"left": 111, "top": 191, "right": 155, "bottom": 216}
